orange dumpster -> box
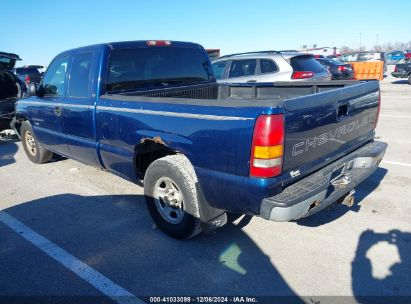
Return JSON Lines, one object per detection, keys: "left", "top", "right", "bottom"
{"left": 348, "top": 61, "right": 384, "bottom": 80}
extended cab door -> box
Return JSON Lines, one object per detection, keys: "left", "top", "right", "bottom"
{"left": 30, "top": 55, "right": 70, "bottom": 156}
{"left": 61, "top": 51, "right": 99, "bottom": 166}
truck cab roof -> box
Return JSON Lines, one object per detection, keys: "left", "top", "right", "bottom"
{"left": 55, "top": 40, "right": 204, "bottom": 58}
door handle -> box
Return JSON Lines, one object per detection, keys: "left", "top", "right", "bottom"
{"left": 54, "top": 106, "right": 62, "bottom": 116}
{"left": 246, "top": 80, "right": 257, "bottom": 83}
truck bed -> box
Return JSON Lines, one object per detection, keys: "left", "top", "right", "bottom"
{"left": 98, "top": 80, "right": 380, "bottom": 214}
{"left": 107, "top": 80, "right": 361, "bottom": 102}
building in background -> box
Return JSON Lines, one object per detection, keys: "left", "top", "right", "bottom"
{"left": 206, "top": 49, "right": 220, "bottom": 61}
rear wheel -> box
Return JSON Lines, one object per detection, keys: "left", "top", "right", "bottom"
{"left": 144, "top": 155, "right": 202, "bottom": 239}
{"left": 20, "top": 121, "right": 54, "bottom": 164}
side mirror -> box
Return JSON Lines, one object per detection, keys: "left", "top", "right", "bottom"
{"left": 28, "top": 83, "right": 45, "bottom": 97}
{"left": 28, "top": 83, "right": 37, "bottom": 96}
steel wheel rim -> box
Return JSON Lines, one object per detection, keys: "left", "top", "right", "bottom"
{"left": 25, "top": 131, "right": 37, "bottom": 156}
{"left": 153, "top": 177, "right": 184, "bottom": 224}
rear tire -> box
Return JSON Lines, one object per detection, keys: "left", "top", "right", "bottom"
{"left": 20, "top": 121, "right": 54, "bottom": 164}
{"left": 144, "top": 155, "right": 202, "bottom": 239}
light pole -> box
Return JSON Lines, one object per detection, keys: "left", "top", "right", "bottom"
{"left": 376, "top": 34, "right": 379, "bottom": 50}
{"left": 359, "top": 33, "right": 362, "bottom": 51}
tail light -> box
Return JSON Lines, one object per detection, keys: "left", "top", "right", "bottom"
{"left": 374, "top": 90, "right": 381, "bottom": 129}
{"left": 25, "top": 75, "right": 31, "bottom": 83}
{"left": 394, "top": 65, "right": 398, "bottom": 72}
{"left": 292, "top": 71, "right": 314, "bottom": 79}
{"left": 338, "top": 66, "right": 347, "bottom": 72}
{"left": 147, "top": 40, "right": 171, "bottom": 46}
{"left": 250, "top": 115, "right": 284, "bottom": 178}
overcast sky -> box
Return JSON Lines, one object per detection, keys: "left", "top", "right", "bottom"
{"left": 1, "top": 0, "right": 410, "bottom": 66}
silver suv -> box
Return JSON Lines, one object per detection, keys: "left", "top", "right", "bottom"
{"left": 211, "top": 51, "right": 331, "bottom": 83}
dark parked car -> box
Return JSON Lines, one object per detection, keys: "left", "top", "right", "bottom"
{"left": 0, "top": 52, "right": 25, "bottom": 132}
{"left": 316, "top": 58, "right": 354, "bottom": 80}
{"left": 14, "top": 65, "right": 44, "bottom": 86}
{"left": 392, "top": 58, "right": 411, "bottom": 84}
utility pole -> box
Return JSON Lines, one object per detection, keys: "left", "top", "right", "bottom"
{"left": 376, "top": 34, "right": 379, "bottom": 51}
{"left": 359, "top": 33, "right": 362, "bottom": 51}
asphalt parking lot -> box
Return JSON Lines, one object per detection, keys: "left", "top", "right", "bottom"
{"left": 1, "top": 66, "right": 410, "bottom": 303}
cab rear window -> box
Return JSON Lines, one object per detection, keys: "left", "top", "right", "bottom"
{"left": 106, "top": 47, "right": 213, "bottom": 92}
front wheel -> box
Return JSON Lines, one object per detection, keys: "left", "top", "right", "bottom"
{"left": 144, "top": 155, "right": 202, "bottom": 239}
{"left": 408, "top": 75, "right": 411, "bottom": 85}
{"left": 20, "top": 121, "right": 54, "bottom": 164}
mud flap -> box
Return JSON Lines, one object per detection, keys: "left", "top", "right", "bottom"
{"left": 195, "top": 183, "right": 227, "bottom": 234}
{"left": 10, "top": 117, "right": 21, "bottom": 139}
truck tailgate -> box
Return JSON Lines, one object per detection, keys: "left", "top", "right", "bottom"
{"left": 282, "top": 81, "right": 380, "bottom": 183}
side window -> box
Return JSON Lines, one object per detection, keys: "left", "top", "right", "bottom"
{"left": 68, "top": 52, "right": 93, "bottom": 98}
{"left": 211, "top": 61, "right": 227, "bottom": 80}
{"left": 43, "top": 56, "right": 69, "bottom": 96}
{"left": 260, "top": 59, "right": 278, "bottom": 74}
{"left": 228, "top": 59, "right": 257, "bottom": 78}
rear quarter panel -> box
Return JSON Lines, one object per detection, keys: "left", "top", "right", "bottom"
{"left": 95, "top": 97, "right": 285, "bottom": 213}
{"left": 96, "top": 97, "right": 277, "bottom": 177}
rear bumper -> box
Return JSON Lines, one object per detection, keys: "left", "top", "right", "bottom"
{"left": 260, "top": 141, "right": 387, "bottom": 221}
{"left": 391, "top": 72, "right": 407, "bottom": 78}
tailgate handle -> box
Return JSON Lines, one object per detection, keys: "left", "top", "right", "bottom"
{"left": 337, "top": 103, "right": 350, "bottom": 120}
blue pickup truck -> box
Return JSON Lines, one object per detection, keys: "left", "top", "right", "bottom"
{"left": 13, "top": 40, "right": 387, "bottom": 239}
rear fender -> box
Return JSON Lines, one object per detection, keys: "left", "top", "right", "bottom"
{"left": 11, "top": 115, "right": 29, "bottom": 138}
